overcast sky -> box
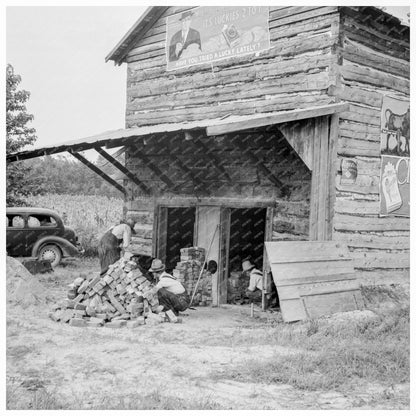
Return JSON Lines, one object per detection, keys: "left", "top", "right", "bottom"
{"left": 5, "top": 4, "right": 410, "bottom": 160}
{"left": 7, "top": 6, "right": 146, "bottom": 156}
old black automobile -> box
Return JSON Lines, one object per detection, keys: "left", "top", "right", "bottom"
{"left": 6, "top": 207, "right": 84, "bottom": 267}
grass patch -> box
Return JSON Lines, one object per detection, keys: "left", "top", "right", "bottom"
{"left": 7, "top": 386, "right": 65, "bottom": 410}
{"left": 93, "top": 390, "right": 224, "bottom": 410}
{"left": 7, "top": 344, "right": 36, "bottom": 360}
{"left": 222, "top": 304, "right": 409, "bottom": 390}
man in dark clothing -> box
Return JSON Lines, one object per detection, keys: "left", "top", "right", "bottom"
{"left": 97, "top": 218, "right": 136, "bottom": 275}
{"left": 169, "top": 10, "right": 201, "bottom": 61}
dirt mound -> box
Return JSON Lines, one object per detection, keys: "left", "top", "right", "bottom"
{"left": 7, "top": 256, "right": 47, "bottom": 308}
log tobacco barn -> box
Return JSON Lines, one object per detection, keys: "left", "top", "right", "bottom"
{"left": 9, "top": 6, "right": 410, "bottom": 307}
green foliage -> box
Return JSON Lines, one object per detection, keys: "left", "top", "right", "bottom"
{"left": 22, "top": 153, "right": 124, "bottom": 198}
{"left": 6, "top": 64, "right": 37, "bottom": 206}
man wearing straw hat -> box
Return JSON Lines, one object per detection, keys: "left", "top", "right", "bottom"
{"left": 149, "top": 258, "right": 190, "bottom": 315}
{"left": 242, "top": 258, "right": 264, "bottom": 304}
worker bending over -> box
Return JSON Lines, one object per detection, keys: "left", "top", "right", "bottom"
{"left": 97, "top": 218, "right": 136, "bottom": 276}
{"left": 149, "top": 259, "right": 190, "bottom": 315}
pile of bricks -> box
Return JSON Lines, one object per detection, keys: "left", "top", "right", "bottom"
{"left": 172, "top": 247, "right": 213, "bottom": 306}
{"left": 49, "top": 254, "right": 180, "bottom": 327}
{"left": 227, "top": 271, "right": 250, "bottom": 304}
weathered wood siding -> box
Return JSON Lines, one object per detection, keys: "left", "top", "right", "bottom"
{"left": 125, "top": 128, "right": 311, "bottom": 254}
{"left": 125, "top": 6, "right": 340, "bottom": 126}
{"left": 333, "top": 7, "right": 410, "bottom": 284}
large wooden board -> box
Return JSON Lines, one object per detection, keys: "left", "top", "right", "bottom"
{"left": 265, "top": 241, "right": 363, "bottom": 322}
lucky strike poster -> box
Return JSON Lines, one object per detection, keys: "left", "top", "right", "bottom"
{"left": 379, "top": 96, "right": 410, "bottom": 217}
{"left": 379, "top": 155, "right": 410, "bottom": 217}
{"left": 166, "top": 7, "right": 270, "bottom": 71}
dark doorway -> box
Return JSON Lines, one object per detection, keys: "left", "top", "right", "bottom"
{"left": 165, "top": 207, "right": 196, "bottom": 272}
{"left": 228, "top": 207, "right": 267, "bottom": 273}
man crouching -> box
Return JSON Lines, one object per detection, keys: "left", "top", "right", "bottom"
{"left": 149, "top": 258, "right": 190, "bottom": 315}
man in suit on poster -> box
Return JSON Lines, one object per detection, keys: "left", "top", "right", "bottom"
{"left": 169, "top": 10, "right": 201, "bottom": 62}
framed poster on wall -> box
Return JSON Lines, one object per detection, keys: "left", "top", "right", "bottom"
{"left": 379, "top": 95, "right": 410, "bottom": 217}
{"left": 166, "top": 7, "right": 270, "bottom": 71}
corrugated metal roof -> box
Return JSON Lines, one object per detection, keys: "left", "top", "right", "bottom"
{"left": 7, "top": 103, "right": 349, "bottom": 163}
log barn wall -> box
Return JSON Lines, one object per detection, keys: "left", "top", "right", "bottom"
{"left": 124, "top": 6, "right": 340, "bottom": 126}
{"left": 332, "top": 7, "right": 410, "bottom": 285}
{"left": 123, "top": 6, "right": 342, "bottom": 255}
{"left": 118, "top": 6, "right": 409, "bottom": 285}
{"left": 125, "top": 128, "right": 312, "bottom": 256}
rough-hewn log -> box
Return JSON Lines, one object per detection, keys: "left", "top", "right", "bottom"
{"left": 337, "top": 137, "right": 380, "bottom": 158}
{"left": 352, "top": 251, "right": 409, "bottom": 270}
{"left": 333, "top": 231, "right": 410, "bottom": 250}
{"left": 341, "top": 38, "right": 410, "bottom": 79}
{"left": 341, "top": 62, "right": 409, "bottom": 94}
{"left": 126, "top": 95, "right": 337, "bottom": 127}
{"left": 327, "top": 84, "right": 383, "bottom": 108}
{"left": 128, "top": 73, "right": 331, "bottom": 112}
{"left": 342, "top": 17, "right": 409, "bottom": 60}
{"left": 333, "top": 213, "right": 410, "bottom": 232}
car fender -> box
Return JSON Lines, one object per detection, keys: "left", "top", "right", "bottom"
{"left": 31, "top": 236, "right": 81, "bottom": 258}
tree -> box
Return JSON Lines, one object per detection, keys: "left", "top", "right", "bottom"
{"left": 6, "top": 64, "right": 37, "bottom": 206}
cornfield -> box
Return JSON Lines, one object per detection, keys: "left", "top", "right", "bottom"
{"left": 24, "top": 194, "right": 124, "bottom": 256}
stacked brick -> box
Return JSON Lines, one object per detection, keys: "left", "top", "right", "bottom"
{"left": 172, "top": 247, "right": 213, "bottom": 306}
{"left": 49, "top": 255, "right": 180, "bottom": 327}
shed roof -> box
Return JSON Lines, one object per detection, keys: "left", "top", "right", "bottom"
{"left": 6, "top": 103, "right": 348, "bottom": 163}
{"left": 106, "top": 6, "right": 408, "bottom": 66}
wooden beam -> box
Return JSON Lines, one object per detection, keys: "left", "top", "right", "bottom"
{"left": 326, "top": 114, "right": 339, "bottom": 239}
{"left": 206, "top": 103, "right": 350, "bottom": 136}
{"left": 194, "top": 136, "right": 233, "bottom": 182}
{"left": 232, "top": 134, "right": 285, "bottom": 195}
{"left": 97, "top": 146, "right": 125, "bottom": 168}
{"left": 136, "top": 152, "right": 175, "bottom": 189}
{"left": 6, "top": 141, "right": 108, "bottom": 163}
{"left": 171, "top": 154, "right": 204, "bottom": 190}
{"left": 70, "top": 151, "right": 126, "bottom": 195}
{"left": 94, "top": 147, "right": 149, "bottom": 194}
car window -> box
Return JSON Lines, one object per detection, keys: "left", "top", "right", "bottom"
{"left": 8, "top": 215, "right": 25, "bottom": 228}
{"left": 28, "top": 216, "right": 41, "bottom": 227}
{"left": 28, "top": 214, "right": 57, "bottom": 227}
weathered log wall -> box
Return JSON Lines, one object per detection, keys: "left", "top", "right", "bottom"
{"left": 125, "top": 128, "right": 311, "bottom": 255}
{"left": 125, "top": 6, "right": 340, "bottom": 126}
{"left": 333, "top": 7, "right": 410, "bottom": 284}
{"left": 120, "top": 6, "right": 409, "bottom": 285}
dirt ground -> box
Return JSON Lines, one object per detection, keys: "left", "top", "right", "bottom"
{"left": 6, "top": 258, "right": 410, "bottom": 410}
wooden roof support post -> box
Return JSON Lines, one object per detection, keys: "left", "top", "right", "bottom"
{"left": 171, "top": 154, "right": 204, "bottom": 190}
{"left": 232, "top": 133, "right": 285, "bottom": 196}
{"left": 309, "top": 116, "right": 334, "bottom": 241}
{"left": 133, "top": 142, "right": 175, "bottom": 189}
{"left": 193, "top": 136, "right": 233, "bottom": 183}
{"left": 70, "top": 150, "right": 126, "bottom": 195}
{"left": 95, "top": 146, "right": 150, "bottom": 194}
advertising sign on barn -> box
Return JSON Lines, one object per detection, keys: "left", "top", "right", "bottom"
{"left": 379, "top": 96, "right": 410, "bottom": 217}
{"left": 380, "top": 156, "right": 410, "bottom": 217}
{"left": 380, "top": 95, "right": 410, "bottom": 158}
{"left": 166, "top": 7, "right": 270, "bottom": 71}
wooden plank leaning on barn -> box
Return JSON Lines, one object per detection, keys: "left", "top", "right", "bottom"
{"left": 265, "top": 241, "right": 364, "bottom": 323}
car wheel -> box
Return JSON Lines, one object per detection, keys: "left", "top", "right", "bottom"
{"left": 38, "top": 244, "right": 62, "bottom": 267}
